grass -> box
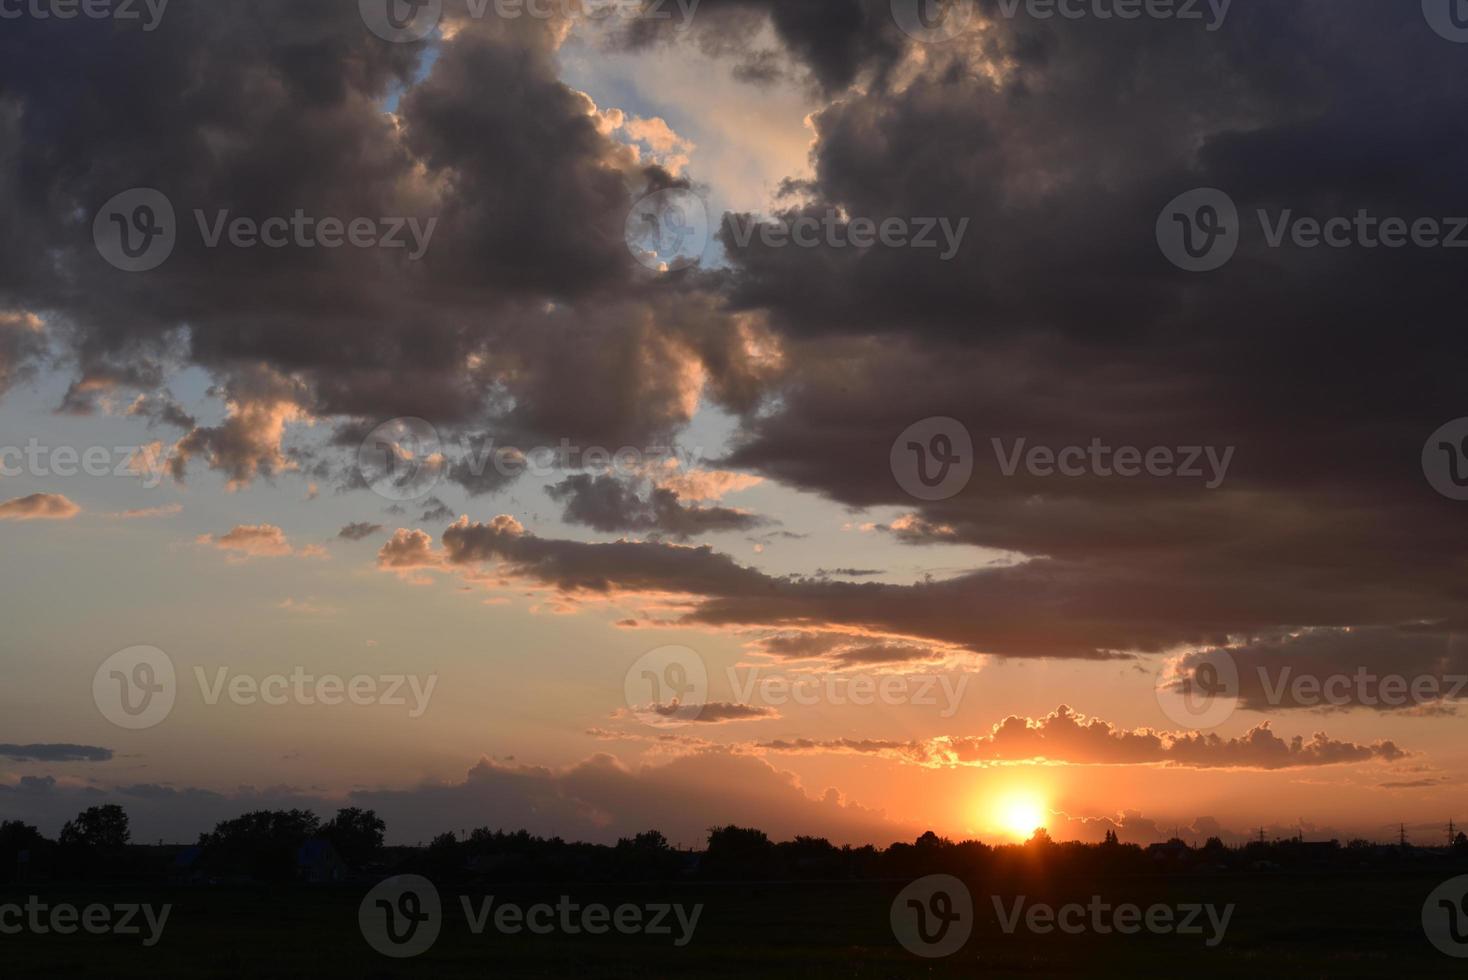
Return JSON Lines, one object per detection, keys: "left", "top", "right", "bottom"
{"left": 2, "top": 870, "right": 1462, "bottom": 977}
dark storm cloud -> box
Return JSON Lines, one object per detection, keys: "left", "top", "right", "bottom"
{"left": 699, "top": 3, "right": 1468, "bottom": 666}
{"left": 1172, "top": 628, "right": 1468, "bottom": 714}
{"left": 0, "top": 2, "right": 747, "bottom": 486}
{"left": 612, "top": 0, "right": 906, "bottom": 92}
{"left": 385, "top": 516, "right": 1177, "bottom": 658}
{"left": 0, "top": 312, "right": 47, "bottom": 396}
{"left": 547, "top": 473, "right": 768, "bottom": 539}
{"left": 4, "top": 0, "right": 1467, "bottom": 677}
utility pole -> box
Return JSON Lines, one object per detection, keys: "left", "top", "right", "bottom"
{"left": 1399, "top": 823, "right": 1408, "bottom": 847}
{"left": 1448, "top": 819, "right": 1457, "bottom": 847}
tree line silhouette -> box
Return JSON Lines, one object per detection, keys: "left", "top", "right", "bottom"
{"left": 4, "top": 806, "right": 1467, "bottom": 885}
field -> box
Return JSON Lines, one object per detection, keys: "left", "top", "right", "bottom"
{"left": 2, "top": 870, "right": 1461, "bottom": 977}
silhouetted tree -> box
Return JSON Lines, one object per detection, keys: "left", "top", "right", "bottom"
{"left": 59, "top": 805, "right": 130, "bottom": 850}
{"left": 0, "top": 820, "right": 48, "bottom": 881}
{"left": 198, "top": 809, "right": 320, "bottom": 882}
{"left": 703, "top": 825, "right": 775, "bottom": 879}
{"left": 321, "top": 808, "right": 385, "bottom": 867}
{"left": 618, "top": 830, "right": 670, "bottom": 852}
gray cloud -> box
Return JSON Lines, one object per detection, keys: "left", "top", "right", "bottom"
{"left": 0, "top": 744, "right": 114, "bottom": 763}
{"left": 548, "top": 473, "right": 768, "bottom": 539}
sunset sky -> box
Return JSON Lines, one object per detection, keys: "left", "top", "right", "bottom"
{"left": 2, "top": 0, "right": 1466, "bottom": 849}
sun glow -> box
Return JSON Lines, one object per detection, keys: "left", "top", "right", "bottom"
{"left": 993, "top": 793, "right": 1049, "bottom": 841}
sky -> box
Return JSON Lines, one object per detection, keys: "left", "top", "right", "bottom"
{"left": 1, "top": 0, "right": 1467, "bottom": 848}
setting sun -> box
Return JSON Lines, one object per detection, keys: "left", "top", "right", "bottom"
{"left": 994, "top": 794, "right": 1050, "bottom": 841}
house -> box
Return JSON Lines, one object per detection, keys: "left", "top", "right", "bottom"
{"left": 169, "top": 845, "right": 205, "bottom": 884}
{"left": 296, "top": 839, "right": 347, "bottom": 884}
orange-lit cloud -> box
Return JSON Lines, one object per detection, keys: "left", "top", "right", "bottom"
{"left": 745, "top": 705, "right": 1407, "bottom": 771}
{"left": 197, "top": 524, "right": 295, "bottom": 559}
{"left": 0, "top": 493, "right": 80, "bottom": 521}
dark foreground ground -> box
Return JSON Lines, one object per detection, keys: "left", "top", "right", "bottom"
{"left": 3, "top": 870, "right": 1462, "bottom": 978}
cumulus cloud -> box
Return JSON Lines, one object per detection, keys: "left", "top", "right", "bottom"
{"left": 749, "top": 706, "right": 1407, "bottom": 771}
{"left": 0, "top": 493, "right": 80, "bottom": 521}
{"left": 0, "top": 750, "right": 919, "bottom": 847}
{"left": 196, "top": 524, "right": 295, "bottom": 559}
